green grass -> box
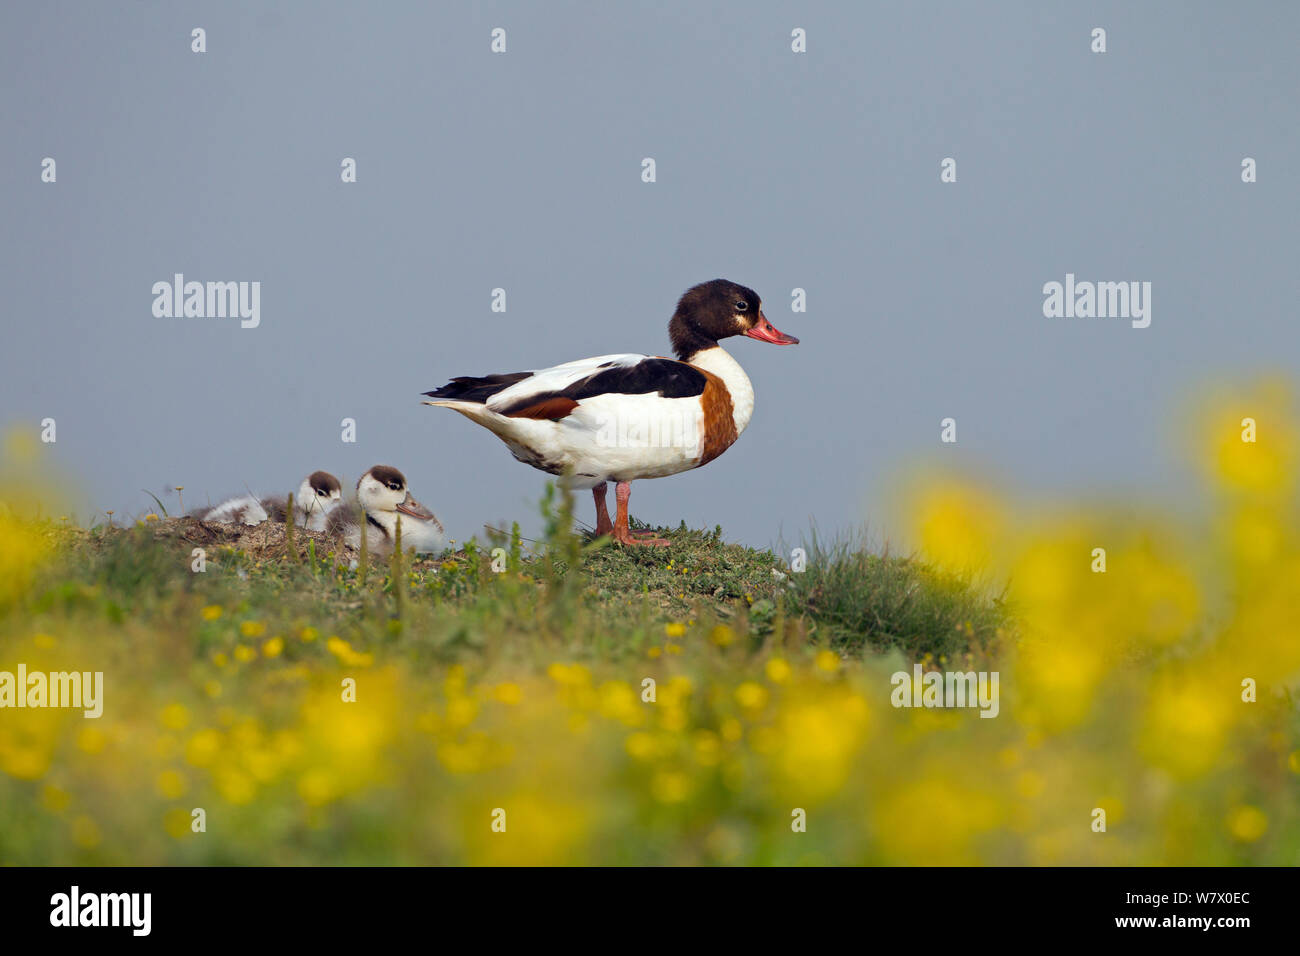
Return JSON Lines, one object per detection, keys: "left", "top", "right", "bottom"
{"left": 786, "top": 531, "right": 1009, "bottom": 664}
{"left": 38, "top": 492, "right": 1007, "bottom": 671}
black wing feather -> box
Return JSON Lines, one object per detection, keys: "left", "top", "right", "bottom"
{"left": 494, "top": 358, "right": 707, "bottom": 417}
{"left": 423, "top": 372, "right": 532, "bottom": 404}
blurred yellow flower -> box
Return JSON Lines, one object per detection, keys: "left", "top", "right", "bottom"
{"left": 651, "top": 770, "right": 691, "bottom": 803}
{"left": 1225, "top": 805, "right": 1268, "bottom": 842}
{"left": 156, "top": 769, "right": 188, "bottom": 799}
{"left": 909, "top": 479, "right": 1003, "bottom": 571}
{"left": 493, "top": 682, "right": 522, "bottom": 706}
{"left": 765, "top": 658, "right": 792, "bottom": 683}
{"left": 326, "top": 637, "right": 373, "bottom": 668}
{"left": 185, "top": 730, "right": 221, "bottom": 767}
{"left": 734, "top": 682, "right": 769, "bottom": 711}
{"left": 160, "top": 704, "right": 190, "bottom": 731}
{"left": 625, "top": 732, "right": 656, "bottom": 760}
{"left": 1198, "top": 381, "right": 1296, "bottom": 496}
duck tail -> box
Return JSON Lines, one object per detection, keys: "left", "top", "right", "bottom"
{"left": 421, "top": 371, "right": 531, "bottom": 405}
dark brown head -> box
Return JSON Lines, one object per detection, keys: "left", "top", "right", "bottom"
{"left": 308, "top": 470, "right": 342, "bottom": 499}
{"left": 361, "top": 465, "right": 406, "bottom": 494}
{"left": 667, "top": 279, "right": 799, "bottom": 361}
{"left": 357, "top": 465, "right": 436, "bottom": 521}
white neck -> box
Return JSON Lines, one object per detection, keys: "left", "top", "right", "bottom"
{"left": 688, "top": 346, "right": 754, "bottom": 435}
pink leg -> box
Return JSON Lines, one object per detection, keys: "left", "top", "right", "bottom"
{"left": 612, "top": 481, "right": 669, "bottom": 547}
{"left": 592, "top": 482, "right": 613, "bottom": 536}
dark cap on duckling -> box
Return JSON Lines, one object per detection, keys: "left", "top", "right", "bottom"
{"left": 362, "top": 465, "right": 406, "bottom": 492}
{"left": 309, "top": 470, "right": 342, "bottom": 497}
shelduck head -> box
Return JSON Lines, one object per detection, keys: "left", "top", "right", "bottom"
{"left": 669, "top": 279, "right": 799, "bottom": 361}
{"left": 296, "top": 470, "right": 342, "bottom": 516}
{"left": 356, "top": 465, "right": 437, "bottom": 526}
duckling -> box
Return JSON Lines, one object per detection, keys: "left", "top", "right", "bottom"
{"left": 326, "top": 465, "right": 445, "bottom": 556}
{"left": 193, "top": 492, "right": 270, "bottom": 526}
{"left": 264, "top": 471, "right": 343, "bottom": 531}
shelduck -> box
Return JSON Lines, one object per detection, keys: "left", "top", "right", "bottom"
{"left": 326, "top": 465, "right": 446, "bottom": 555}
{"left": 422, "top": 278, "right": 798, "bottom": 546}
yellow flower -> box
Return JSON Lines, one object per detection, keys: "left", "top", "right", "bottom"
{"left": 0, "top": 510, "right": 51, "bottom": 607}
{"left": 262, "top": 636, "right": 285, "bottom": 658}
{"left": 446, "top": 697, "right": 478, "bottom": 728}
{"left": 664, "top": 622, "right": 686, "bottom": 638}
{"left": 625, "top": 732, "right": 656, "bottom": 760}
{"left": 1226, "top": 805, "right": 1268, "bottom": 842}
{"left": 651, "top": 770, "right": 691, "bottom": 803}
{"left": 765, "top": 658, "right": 792, "bottom": 683}
{"left": 298, "top": 768, "right": 339, "bottom": 807}
{"left": 734, "top": 682, "right": 769, "bottom": 711}
{"left": 214, "top": 766, "right": 256, "bottom": 805}
{"left": 239, "top": 620, "right": 267, "bottom": 638}
{"left": 710, "top": 625, "right": 736, "bottom": 647}
{"left": 814, "top": 650, "right": 840, "bottom": 673}
{"left": 326, "top": 637, "right": 373, "bottom": 667}
{"left": 201, "top": 605, "right": 223, "bottom": 621}
{"left": 493, "top": 682, "right": 522, "bottom": 706}
{"left": 156, "top": 770, "right": 188, "bottom": 799}
{"left": 185, "top": 730, "right": 221, "bottom": 767}
{"left": 160, "top": 703, "right": 190, "bottom": 730}
{"left": 909, "top": 479, "right": 1003, "bottom": 571}
{"left": 233, "top": 644, "right": 256, "bottom": 662}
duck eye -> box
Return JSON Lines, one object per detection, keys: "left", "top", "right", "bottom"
{"left": 734, "top": 300, "right": 748, "bottom": 312}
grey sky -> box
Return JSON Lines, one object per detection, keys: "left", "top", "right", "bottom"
{"left": 2, "top": 1, "right": 1297, "bottom": 550}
